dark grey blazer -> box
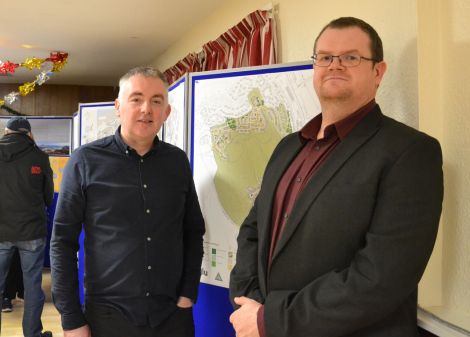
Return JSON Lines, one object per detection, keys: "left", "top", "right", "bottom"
{"left": 229, "top": 105, "right": 444, "bottom": 337}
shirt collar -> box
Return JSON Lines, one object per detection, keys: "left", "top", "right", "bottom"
{"left": 299, "top": 99, "right": 377, "bottom": 142}
{"left": 114, "top": 126, "right": 161, "bottom": 156}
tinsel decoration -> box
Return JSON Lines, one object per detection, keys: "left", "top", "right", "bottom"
{"left": 0, "top": 51, "right": 69, "bottom": 107}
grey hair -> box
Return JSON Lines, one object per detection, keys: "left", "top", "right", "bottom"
{"left": 117, "top": 66, "right": 168, "bottom": 100}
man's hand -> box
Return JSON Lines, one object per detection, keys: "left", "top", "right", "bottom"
{"left": 64, "top": 324, "right": 91, "bottom": 337}
{"left": 229, "top": 296, "right": 262, "bottom": 337}
{"left": 176, "top": 296, "right": 193, "bottom": 308}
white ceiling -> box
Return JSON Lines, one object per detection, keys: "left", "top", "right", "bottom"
{"left": 0, "top": 0, "right": 229, "bottom": 86}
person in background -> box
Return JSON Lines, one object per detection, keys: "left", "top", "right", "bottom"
{"left": 229, "top": 17, "right": 443, "bottom": 337}
{"left": 0, "top": 116, "right": 54, "bottom": 337}
{"left": 2, "top": 248, "right": 24, "bottom": 313}
{"left": 51, "top": 66, "right": 205, "bottom": 337}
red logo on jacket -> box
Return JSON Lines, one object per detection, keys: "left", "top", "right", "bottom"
{"left": 31, "top": 166, "right": 42, "bottom": 174}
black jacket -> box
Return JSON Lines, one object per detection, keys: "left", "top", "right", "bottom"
{"left": 0, "top": 132, "right": 54, "bottom": 241}
{"left": 230, "top": 106, "right": 443, "bottom": 337}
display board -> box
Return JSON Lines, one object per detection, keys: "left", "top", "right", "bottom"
{"left": 164, "top": 74, "right": 188, "bottom": 151}
{"left": 189, "top": 62, "right": 321, "bottom": 288}
{"left": 49, "top": 156, "right": 69, "bottom": 193}
{"left": 78, "top": 101, "right": 164, "bottom": 147}
{"left": 0, "top": 116, "right": 72, "bottom": 155}
{"left": 72, "top": 112, "right": 80, "bottom": 151}
{"left": 78, "top": 102, "right": 119, "bottom": 146}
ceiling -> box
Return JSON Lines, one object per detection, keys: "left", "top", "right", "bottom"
{"left": 1, "top": 0, "right": 229, "bottom": 86}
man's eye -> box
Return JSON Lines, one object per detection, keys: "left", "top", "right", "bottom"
{"left": 321, "top": 55, "right": 332, "bottom": 62}
{"left": 344, "top": 54, "right": 359, "bottom": 61}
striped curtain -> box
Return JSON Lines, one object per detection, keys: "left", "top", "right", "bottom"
{"left": 164, "top": 9, "right": 278, "bottom": 85}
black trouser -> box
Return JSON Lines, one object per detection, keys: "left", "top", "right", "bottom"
{"left": 4, "top": 248, "right": 24, "bottom": 299}
{"left": 85, "top": 302, "right": 195, "bottom": 337}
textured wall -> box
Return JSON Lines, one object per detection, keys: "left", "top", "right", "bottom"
{"left": 418, "top": 0, "right": 470, "bottom": 330}
{"left": 439, "top": 0, "right": 470, "bottom": 328}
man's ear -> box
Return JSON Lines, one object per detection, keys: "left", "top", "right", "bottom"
{"left": 163, "top": 104, "right": 171, "bottom": 121}
{"left": 374, "top": 61, "right": 387, "bottom": 88}
{"left": 115, "top": 98, "right": 121, "bottom": 117}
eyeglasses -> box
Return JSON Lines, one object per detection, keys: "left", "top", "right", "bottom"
{"left": 311, "top": 53, "right": 378, "bottom": 67}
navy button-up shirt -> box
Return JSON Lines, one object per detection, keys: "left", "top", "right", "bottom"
{"left": 51, "top": 128, "right": 205, "bottom": 330}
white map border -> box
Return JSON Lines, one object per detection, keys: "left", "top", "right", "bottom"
{"left": 164, "top": 74, "right": 187, "bottom": 151}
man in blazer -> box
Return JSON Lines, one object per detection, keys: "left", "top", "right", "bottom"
{"left": 229, "top": 17, "right": 443, "bottom": 337}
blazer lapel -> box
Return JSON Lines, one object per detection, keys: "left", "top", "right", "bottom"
{"left": 271, "top": 107, "right": 384, "bottom": 262}
{"left": 257, "top": 135, "right": 304, "bottom": 285}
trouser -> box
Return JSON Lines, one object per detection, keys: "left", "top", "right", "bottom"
{"left": 4, "top": 248, "right": 24, "bottom": 299}
{"left": 85, "top": 301, "right": 195, "bottom": 337}
{"left": 0, "top": 238, "right": 46, "bottom": 337}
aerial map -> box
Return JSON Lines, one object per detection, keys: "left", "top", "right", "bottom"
{"left": 191, "top": 63, "right": 321, "bottom": 287}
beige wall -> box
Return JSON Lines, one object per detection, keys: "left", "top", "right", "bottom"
{"left": 418, "top": 0, "right": 470, "bottom": 330}
{"left": 154, "top": 0, "right": 470, "bottom": 330}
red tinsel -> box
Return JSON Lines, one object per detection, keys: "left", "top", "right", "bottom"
{"left": 0, "top": 61, "right": 19, "bottom": 74}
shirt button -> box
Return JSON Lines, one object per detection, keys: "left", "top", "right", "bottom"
{"left": 141, "top": 159, "right": 144, "bottom": 163}
{"left": 314, "top": 145, "right": 320, "bottom": 151}
{"left": 147, "top": 237, "right": 152, "bottom": 241}
{"left": 296, "top": 177, "right": 302, "bottom": 183}
{"left": 147, "top": 265, "right": 152, "bottom": 270}
{"left": 283, "top": 213, "right": 288, "bottom": 219}
{"left": 125, "top": 150, "right": 129, "bottom": 154}
{"left": 143, "top": 184, "right": 147, "bottom": 189}
{"left": 146, "top": 292, "right": 150, "bottom": 297}
{"left": 146, "top": 209, "right": 150, "bottom": 214}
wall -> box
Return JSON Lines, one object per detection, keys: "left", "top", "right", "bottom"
{"left": 0, "top": 84, "right": 118, "bottom": 116}
{"left": 418, "top": 0, "right": 470, "bottom": 331}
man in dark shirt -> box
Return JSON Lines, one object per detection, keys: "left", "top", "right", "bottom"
{"left": 0, "top": 117, "right": 54, "bottom": 337}
{"left": 229, "top": 17, "right": 443, "bottom": 337}
{"left": 50, "top": 67, "right": 205, "bottom": 337}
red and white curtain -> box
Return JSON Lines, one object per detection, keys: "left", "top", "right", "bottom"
{"left": 164, "top": 9, "right": 278, "bottom": 85}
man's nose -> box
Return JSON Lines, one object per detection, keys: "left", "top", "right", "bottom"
{"left": 141, "top": 101, "right": 152, "bottom": 114}
{"left": 328, "top": 56, "right": 345, "bottom": 69}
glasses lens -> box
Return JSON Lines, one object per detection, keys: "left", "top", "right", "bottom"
{"left": 313, "top": 54, "right": 363, "bottom": 67}
{"left": 339, "top": 54, "right": 360, "bottom": 67}
{"left": 313, "top": 54, "right": 331, "bottom": 67}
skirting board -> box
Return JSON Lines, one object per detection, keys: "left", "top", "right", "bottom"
{"left": 418, "top": 307, "right": 470, "bottom": 337}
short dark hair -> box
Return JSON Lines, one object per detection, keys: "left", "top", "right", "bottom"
{"left": 313, "top": 17, "right": 383, "bottom": 62}
{"left": 118, "top": 66, "right": 168, "bottom": 100}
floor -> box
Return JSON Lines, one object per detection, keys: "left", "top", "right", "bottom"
{"left": 1, "top": 269, "right": 63, "bottom": 337}
{"left": 1, "top": 270, "right": 440, "bottom": 337}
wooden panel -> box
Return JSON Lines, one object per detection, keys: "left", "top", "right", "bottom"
{"left": 1, "top": 84, "right": 117, "bottom": 116}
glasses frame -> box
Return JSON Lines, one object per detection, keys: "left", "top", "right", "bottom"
{"left": 311, "top": 53, "right": 378, "bottom": 68}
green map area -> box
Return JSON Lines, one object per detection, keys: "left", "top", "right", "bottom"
{"left": 210, "top": 88, "right": 292, "bottom": 226}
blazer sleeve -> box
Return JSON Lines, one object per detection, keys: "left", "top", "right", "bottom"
{"left": 263, "top": 136, "right": 444, "bottom": 336}
{"left": 229, "top": 134, "right": 296, "bottom": 308}
{"left": 229, "top": 196, "right": 264, "bottom": 307}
